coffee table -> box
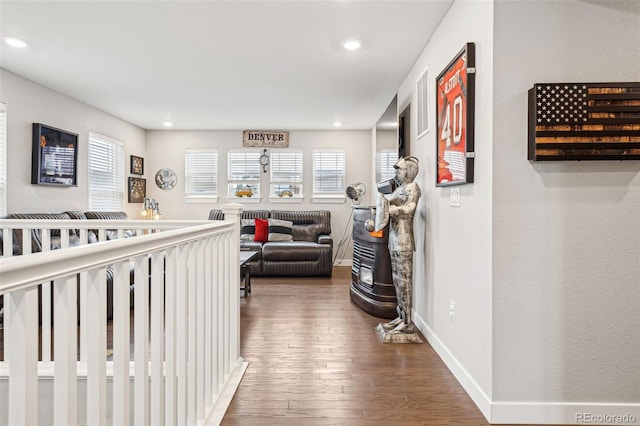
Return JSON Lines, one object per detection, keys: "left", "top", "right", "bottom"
{"left": 240, "top": 250, "right": 258, "bottom": 297}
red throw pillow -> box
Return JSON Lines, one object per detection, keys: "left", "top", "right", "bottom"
{"left": 254, "top": 218, "right": 269, "bottom": 242}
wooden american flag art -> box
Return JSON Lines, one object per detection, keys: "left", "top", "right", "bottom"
{"left": 528, "top": 82, "right": 640, "bottom": 160}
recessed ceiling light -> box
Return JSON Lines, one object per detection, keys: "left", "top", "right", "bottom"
{"left": 333, "top": 121, "right": 342, "bottom": 127}
{"left": 3, "top": 36, "right": 30, "bottom": 48}
{"left": 341, "top": 39, "right": 361, "bottom": 51}
{"left": 163, "top": 121, "right": 173, "bottom": 127}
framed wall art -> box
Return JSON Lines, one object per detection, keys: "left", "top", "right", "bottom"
{"left": 528, "top": 82, "right": 640, "bottom": 160}
{"left": 128, "top": 177, "right": 146, "bottom": 203}
{"left": 435, "top": 42, "right": 475, "bottom": 187}
{"left": 130, "top": 155, "right": 144, "bottom": 175}
{"left": 31, "top": 123, "right": 78, "bottom": 186}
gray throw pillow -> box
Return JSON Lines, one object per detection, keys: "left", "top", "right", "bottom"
{"left": 268, "top": 218, "right": 293, "bottom": 242}
{"left": 240, "top": 219, "right": 256, "bottom": 241}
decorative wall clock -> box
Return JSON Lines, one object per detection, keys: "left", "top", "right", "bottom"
{"left": 155, "top": 168, "right": 177, "bottom": 190}
{"left": 259, "top": 149, "right": 269, "bottom": 173}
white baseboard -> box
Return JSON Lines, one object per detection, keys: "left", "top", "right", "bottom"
{"left": 413, "top": 312, "right": 492, "bottom": 420}
{"left": 412, "top": 314, "right": 640, "bottom": 425}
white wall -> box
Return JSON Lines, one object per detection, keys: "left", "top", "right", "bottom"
{"left": 396, "top": 0, "right": 494, "bottom": 409}
{"left": 492, "top": 0, "right": 640, "bottom": 413}
{"left": 396, "top": 0, "right": 639, "bottom": 423}
{"left": 1, "top": 69, "right": 146, "bottom": 216}
{"left": 144, "top": 129, "right": 372, "bottom": 263}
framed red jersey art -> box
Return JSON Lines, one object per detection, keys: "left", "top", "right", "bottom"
{"left": 436, "top": 42, "right": 475, "bottom": 186}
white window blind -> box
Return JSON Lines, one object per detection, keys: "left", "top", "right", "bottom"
{"left": 228, "top": 149, "right": 260, "bottom": 198}
{"left": 185, "top": 149, "right": 218, "bottom": 199}
{"left": 377, "top": 149, "right": 398, "bottom": 183}
{"left": 88, "top": 132, "right": 125, "bottom": 210}
{"left": 313, "top": 149, "right": 345, "bottom": 195}
{"left": 0, "top": 103, "right": 6, "bottom": 216}
{"left": 270, "top": 149, "right": 303, "bottom": 197}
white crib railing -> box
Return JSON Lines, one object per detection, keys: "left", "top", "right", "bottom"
{"left": 0, "top": 204, "right": 246, "bottom": 426}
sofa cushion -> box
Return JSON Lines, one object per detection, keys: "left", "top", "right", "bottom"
{"left": 268, "top": 218, "right": 293, "bottom": 242}
{"left": 270, "top": 210, "right": 331, "bottom": 242}
{"left": 240, "top": 218, "right": 256, "bottom": 241}
{"left": 242, "top": 210, "right": 270, "bottom": 220}
{"left": 262, "top": 241, "right": 321, "bottom": 262}
{"left": 254, "top": 218, "right": 269, "bottom": 242}
{"left": 208, "top": 210, "right": 225, "bottom": 220}
{"left": 63, "top": 210, "right": 88, "bottom": 220}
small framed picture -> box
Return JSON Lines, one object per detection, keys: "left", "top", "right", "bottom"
{"left": 128, "top": 177, "right": 146, "bottom": 203}
{"left": 130, "top": 155, "right": 144, "bottom": 175}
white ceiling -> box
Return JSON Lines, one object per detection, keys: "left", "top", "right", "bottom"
{"left": 1, "top": 1, "right": 453, "bottom": 130}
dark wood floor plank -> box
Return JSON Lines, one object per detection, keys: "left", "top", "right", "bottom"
{"left": 222, "top": 266, "right": 492, "bottom": 425}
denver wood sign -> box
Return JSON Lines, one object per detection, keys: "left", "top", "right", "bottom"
{"left": 528, "top": 82, "right": 640, "bottom": 160}
{"left": 242, "top": 130, "right": 289, "bottom": 147}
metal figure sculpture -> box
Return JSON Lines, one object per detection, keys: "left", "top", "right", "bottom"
{"left": 366, "top": 156, "right": 422, "bottom": 343}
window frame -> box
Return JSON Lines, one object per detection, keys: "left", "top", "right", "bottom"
{"left": 184, "top": 148, "right": 219, "bottom": 203}
{"left": 88, "top": 132, "right": 125, "bottom": 211}
{"left": 269, "top": 148, "right": 303, "bottom": 203}
{"left": 227, "top": 149, "right": 261, "bottom": 202}
{"left": 312, "top": 148, "right": 346, "bottom": 203}
{"left": 0, "top": 103, "right": 6, "bottom": 217}
{"left": 376, "top": 149, "right": 398, "bottom": 183}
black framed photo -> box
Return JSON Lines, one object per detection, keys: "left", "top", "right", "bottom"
{"left": 128, "top": 177, "right": 146, "bottom": 203}
{"left": 31, "top": 123, "right": 78, "bottom": 186}
{"left": 130, "top": 155, "right": 144, "bottom": 175}
{"left": 435, "top": 42, "right": 475, "bottom": 187}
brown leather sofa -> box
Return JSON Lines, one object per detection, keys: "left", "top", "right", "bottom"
{"left": 208, "top": 209, "right": 333, "bottom": 277}
{"left": 0, "top": 211, "right": 134, "bottom": 322}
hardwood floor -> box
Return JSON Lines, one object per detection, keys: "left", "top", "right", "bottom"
{"left": 222, "top": 266, "right": 492, "bottom": 425}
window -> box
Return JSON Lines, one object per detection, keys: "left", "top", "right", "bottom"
{"left": 88, "top": 132, "right": 125, "bottom": 210}
{"left": 185, "top": 149, "right": 218, "bottom": 202}
{"left": 0, "top": 103, "right": 6, "bottom": 216}
{"left": 270, "top": 149, "right": 303, "bottom": 200}
{"left": 377, "top": 149, "right": 398, "bottom": 183}
{"left": 312, "top": 149, "right": 345, "bottom": 202}
{"left": 228, "top": 149, "right": 260, "bottom": 199}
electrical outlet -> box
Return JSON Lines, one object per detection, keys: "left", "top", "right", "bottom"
{"left": 449, "top": 300, "right": 456, "bottom": 322}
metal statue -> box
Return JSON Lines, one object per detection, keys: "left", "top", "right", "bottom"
{"left": 365, "top": 156, "right": 422, "bottom": 343}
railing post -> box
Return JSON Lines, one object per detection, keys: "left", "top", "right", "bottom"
{"left": 86, "top": 267, "right": 107, "bottom": 426}
{"left": 221, "top": 203, "right": 243, "bottom": 366}
{"left": 7, "top": 288, "right": 38, "bottom": 426}
{"left": 53, "top": 276, "right": 78, "bottom": 426}
{"left": 112, "top": 260, "right": 131, "bottom": 426}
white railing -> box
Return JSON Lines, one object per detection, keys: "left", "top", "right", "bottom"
{"left": 0, "top": 204, "right": 245, "bottom": 425}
